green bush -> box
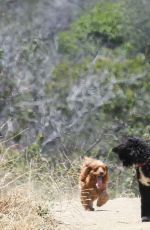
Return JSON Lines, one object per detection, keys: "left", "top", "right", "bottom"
{"left": 58, "top": 1, "right": 125, "bottom": 56}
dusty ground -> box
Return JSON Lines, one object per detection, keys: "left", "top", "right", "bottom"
{"left": 54, "top": 197, "right": 150, "bottom": 230}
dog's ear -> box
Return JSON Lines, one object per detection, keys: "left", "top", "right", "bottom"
{"left": 80, "top": 165, "right": 92, "bottom": 182}
{"left": 104, "top": 165, "right": 108, "bottom": 172}
{"left": 102, "top": 164, "right": 109, "bottom": 182}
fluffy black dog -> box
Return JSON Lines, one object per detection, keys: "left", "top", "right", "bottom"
{"left": 112, "top": 137, "right": 150, "bottom": 222}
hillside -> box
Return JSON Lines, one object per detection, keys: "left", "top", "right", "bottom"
{"left": 0, "top": 0, "right": 149, "bottom": 156}
{"left": 0, "top": 1, "right": 150, "bottom": 228}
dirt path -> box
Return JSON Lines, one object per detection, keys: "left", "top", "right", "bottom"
{"left": 54, "top": 197, "right": 150, "bottom": 230}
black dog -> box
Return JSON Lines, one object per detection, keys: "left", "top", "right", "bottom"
{"left": 112, "top": 137, "right": 150, "bottom": 222}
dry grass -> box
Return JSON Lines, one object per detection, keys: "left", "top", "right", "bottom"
{"left": 0, "top": 141, "right": 138, "bottom": 229}
{"left": 0, "top": 186, "right": 58, "bottom": 230}
{"left": 0, "top": 142, "right": 81, "bottom": 230}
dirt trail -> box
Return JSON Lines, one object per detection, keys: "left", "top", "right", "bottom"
{"left": 54, "top": 197, "right": 150, "bottom": 230}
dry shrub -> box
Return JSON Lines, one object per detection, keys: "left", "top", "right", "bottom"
{"left": 0, "top": 143, "right": 78, "bottom": 230}
{"left": 0, "top": 185, "right": 59, "bottom": 230}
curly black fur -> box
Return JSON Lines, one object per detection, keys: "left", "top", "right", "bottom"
{"left": 112, "top": 137, "right": 150, "bottom": 222}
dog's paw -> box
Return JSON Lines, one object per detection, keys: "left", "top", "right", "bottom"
{"left": 142, "top": 216, "right": 150, "bottom": 222}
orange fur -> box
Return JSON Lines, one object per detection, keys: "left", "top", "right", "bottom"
{"left": 79, "top": 157, "right": 109, "bottom": 211}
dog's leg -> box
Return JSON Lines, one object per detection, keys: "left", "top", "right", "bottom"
{"left": 139, "top": 182, "right": 150, "bottom": 222}
{"left": 97, "top": 190, "right": 109, "bottom": 207}
{"left": 80, "top": 188, "right": 94, "bottom": 211}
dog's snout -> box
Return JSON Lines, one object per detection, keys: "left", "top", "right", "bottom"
{"left": 99, "top": 172, "right": 104, "bottom": 176}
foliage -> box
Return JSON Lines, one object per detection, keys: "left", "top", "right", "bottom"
{"left": 0, "top": 0, "right": 150, "bottom": 201}
{"left": 123, "top": 0, "right": 150, "bottom": 58}
{"left": 58, "top": 1, "right": 125, "bottom": 56}
{"left": 51, "top": 0, "right": 150, "bottom": 154}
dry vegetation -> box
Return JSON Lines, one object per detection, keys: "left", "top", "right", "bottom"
{"left": 0, "top": 140, "right": 139, "bottom": 229}
{"left": 0, "top": 186, "right": 58, "bottom": 230}
{"left": 0, "top": 142, "right": 80, "bottom": 230}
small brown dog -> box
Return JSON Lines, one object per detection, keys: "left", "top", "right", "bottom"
{"left": 79, "top": 157, "right": 109, "bottom": 211}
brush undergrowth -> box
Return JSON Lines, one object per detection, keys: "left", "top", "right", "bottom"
{"left": 0, "top": 141, "right": 139, "bottom": 229}
{"left": 0, "top": 142, "right": 80, "bottom": 230}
